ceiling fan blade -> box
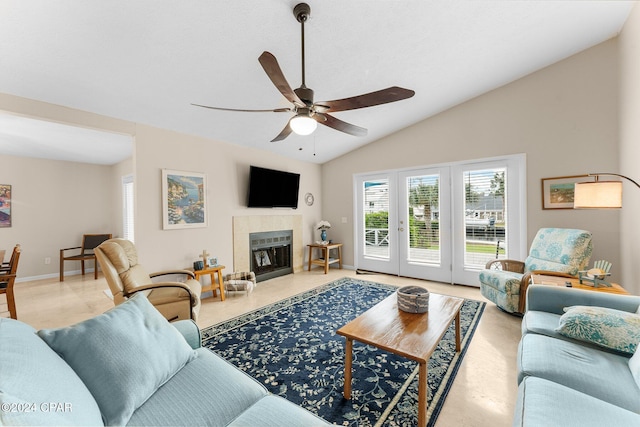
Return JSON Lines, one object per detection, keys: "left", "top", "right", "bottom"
{"left": 316, "top": 113, "right": 367, "bottom": 137}
{"left": 315, "top": 86, "right": 415, "bottom": 113}
{"left": 258, "top": 52, "right": 305, "bottom": 108}
{"left": 191, "top": 103, "right": 291, "bottom": 113}
{"left": 271, "top": 120, "right": 294, "bottom": 142}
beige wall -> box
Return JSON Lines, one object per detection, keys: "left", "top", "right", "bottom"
{"left": 0, "top": 96, "right": 322, "bottom": 280}
{"left": 322, "top": 39, "right": 621, "bottom": 284}
{"left": 0, "top": 94, "right": 136, "bottom": 279}
{"left": 619, "top": 3, "right": 640, "bottom": 295}
{"left": 0, "top": 155, "right": 115, "bottom": 278}
{"left": 133, "top": 124, "right": 322, "bottom": 273}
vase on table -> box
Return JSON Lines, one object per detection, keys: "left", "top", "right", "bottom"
{"left": 321, "top": 229, "right": 327, "bottom": 242}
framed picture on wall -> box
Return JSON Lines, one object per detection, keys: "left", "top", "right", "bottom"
{"left": 541, "top": 175, "right": 591, "bottom": 209}
{"left": 162, "top": 169, "right": 208, "bottom": 229}
{"left": 0, "top": 184, "right": 11, "bottom": 228}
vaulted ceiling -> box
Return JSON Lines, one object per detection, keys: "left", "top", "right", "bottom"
{"left": 0, "top": 1, "right": 635, "bottom": 164}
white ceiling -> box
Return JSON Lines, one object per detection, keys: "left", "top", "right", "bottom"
{"left": 0, "top": 114, "right": 133, "bottom": 165}
{"left": 0, "top": 1, "right": 635, "bottom": 165}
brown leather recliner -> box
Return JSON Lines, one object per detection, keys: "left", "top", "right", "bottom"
{"left": 95, "top": 238, "right": 201, "bottom": 322}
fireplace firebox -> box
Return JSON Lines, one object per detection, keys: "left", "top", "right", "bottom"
{"left": 250, "top": 230, "right": 293, "bottom": 282}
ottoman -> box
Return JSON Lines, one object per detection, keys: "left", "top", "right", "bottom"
{"left": 223, "top": 271, "right": 256, "bottom": 296}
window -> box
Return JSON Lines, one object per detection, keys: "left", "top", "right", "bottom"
{"left": 122, "top": 175, "right": 134, "bottom": 242}
{"left": 355, "top": 154, "right": 525, "bottom": 286}
{"left": 462, "top": 168, "right": 506, "bottom": 268}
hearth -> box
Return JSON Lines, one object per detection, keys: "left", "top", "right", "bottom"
{"left": 250, "top": 230, "right": 293, "bottom": 282}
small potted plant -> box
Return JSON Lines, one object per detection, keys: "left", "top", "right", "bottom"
{"left": 316, "top": 220, "right": 331, "bottom": 242}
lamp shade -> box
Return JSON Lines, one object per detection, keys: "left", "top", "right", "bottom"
{"left": 574, "top": 181, "right": 622, "bottom": 208}
{"left": 290, "top": 115, "right": 317, "bottom": 136}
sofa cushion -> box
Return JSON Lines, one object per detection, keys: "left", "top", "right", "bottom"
{"left": 127, "top": 348, "right": 268, "bottom": 426}
{"left": 556, "top": 305, "right": 640, "bottom": 355}
{"left": 0, "top": 318, "right": 103, "bottom": 426}
{"left": 513, "top": 376, "right": 640, "bottom": 427}
{"left": 517, "top": 333, "right": 640, "bottom": 412}
{"left": 630, "top": 344, "right": 640, "bottom": 389}
{"left": 228, "top": 395, "right": 332, "bottom": 426}
{"left": 521, "top": 310, "right": 563, "bottom": 338}
{"left": 37, "top": 293, "right": 196, "bottom": 426}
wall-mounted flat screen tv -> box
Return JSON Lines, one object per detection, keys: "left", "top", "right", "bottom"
{"left": 247, "top": 166, "right": 300, "bottom": 209}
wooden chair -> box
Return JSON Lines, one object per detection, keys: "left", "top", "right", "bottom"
{"left": 60, "top": 233, "right": 112, "bottom": 281}
{"left": 0, "top": 244, "right": 21, "bottom": 319}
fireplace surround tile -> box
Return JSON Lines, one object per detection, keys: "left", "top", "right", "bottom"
{"left": 233, "top": 215, "right": 303, "bottom": 274}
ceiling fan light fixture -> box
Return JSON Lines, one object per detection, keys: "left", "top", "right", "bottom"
{"left": 290, "top": 113, "right": 317, "bottom": 135}
{"left": 193, "top": 2, "right": 414, "bottom": 144}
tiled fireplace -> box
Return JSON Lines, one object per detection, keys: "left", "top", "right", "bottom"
{"left": 233, "top": 215, "right": 303, "bottom": 278}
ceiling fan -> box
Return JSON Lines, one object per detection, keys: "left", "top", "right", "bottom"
{"left": 192, "top": 3, "right": 415, "bottom": 142}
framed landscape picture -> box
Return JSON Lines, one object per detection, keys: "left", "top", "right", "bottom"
{"left": 162, "top": 169, "right": 207, "bottom": 229}
{"left": 541, "top": 175, "right": 591, "bottom": 209}
{"left": 0, "top": 184, "right": 11, "bottom": 228}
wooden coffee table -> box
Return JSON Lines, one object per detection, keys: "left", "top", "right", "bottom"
{"left": 336, "top": 292, "right": 464, "bottom": 427}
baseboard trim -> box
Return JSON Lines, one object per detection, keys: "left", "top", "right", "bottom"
{"left": 16, "top": 268, "right": 96, "bottom": 283}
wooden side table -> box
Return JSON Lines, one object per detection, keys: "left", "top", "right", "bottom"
{"left": 531, "top": 273, "right": 629, "bottom": 295}
{"left": 307, "top": 243, "right": 343, "bottom": 274}
{"left": 193, "top": 265, "right": 226, "bottom": 301}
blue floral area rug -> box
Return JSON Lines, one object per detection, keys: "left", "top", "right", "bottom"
{"left": 201, "top": 277, "right": 485, "bottom": 426}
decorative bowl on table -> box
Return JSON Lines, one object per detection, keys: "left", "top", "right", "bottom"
{"left": 397, "top": 286, "right": 430, "bottom": 313}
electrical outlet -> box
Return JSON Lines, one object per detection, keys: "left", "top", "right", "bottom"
{"left": 44, "top": 257, "right": 51, "bottom": 265}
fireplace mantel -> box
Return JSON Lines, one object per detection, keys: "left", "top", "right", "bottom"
{"left": 233, "top": 215, "right": 303, "bottom": 274}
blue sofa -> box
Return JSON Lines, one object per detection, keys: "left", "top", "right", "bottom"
{"left": 0, "top": 293, "right": 331, "bottom": 426}
{"left": 514, "top": 285, "right": 640, "bottom": 426}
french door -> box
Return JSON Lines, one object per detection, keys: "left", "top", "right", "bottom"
{"left": 355, "top": 173, "right": 398, "bottom": 275}
{"left": 354, "top": 155, "right": 526, "bottom": 286}
{"left": 397, "top": 167, "right": 452, "bottom": 282}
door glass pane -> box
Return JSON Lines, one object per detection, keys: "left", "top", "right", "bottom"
{"left": 363, "top": 179, "right": 389, "bottom": 259}
{"left": 407, "top": 174, "right": 440, "bottom": 265}
{"left": 463, "top": 168, "right": 506, "bottom": 267}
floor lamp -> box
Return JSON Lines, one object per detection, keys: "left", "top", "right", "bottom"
{"left": 574, "top": 173, "right": 640, "bottom": 209}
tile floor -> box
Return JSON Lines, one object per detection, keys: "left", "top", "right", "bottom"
{"left": 3, "top": 268, "right": 522, "bottom": 427}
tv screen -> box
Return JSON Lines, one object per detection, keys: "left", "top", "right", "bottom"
{"left": 248, "top": 166, "right": 300, "bottom": 209}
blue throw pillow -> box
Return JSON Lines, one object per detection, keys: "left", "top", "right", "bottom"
{"left": 556, "top": 305, "right": 640, "bottom": 355}
{"left": 37, "top": 293, "right": 197, "bottom": 426}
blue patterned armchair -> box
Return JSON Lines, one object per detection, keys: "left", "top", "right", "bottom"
{"left": 479, "top": 228, "right": 593, "bottom": 314}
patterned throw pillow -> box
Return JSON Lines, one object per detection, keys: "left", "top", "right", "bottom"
{"left": 556, "top": 305, "right": 640, "bottom": 355}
